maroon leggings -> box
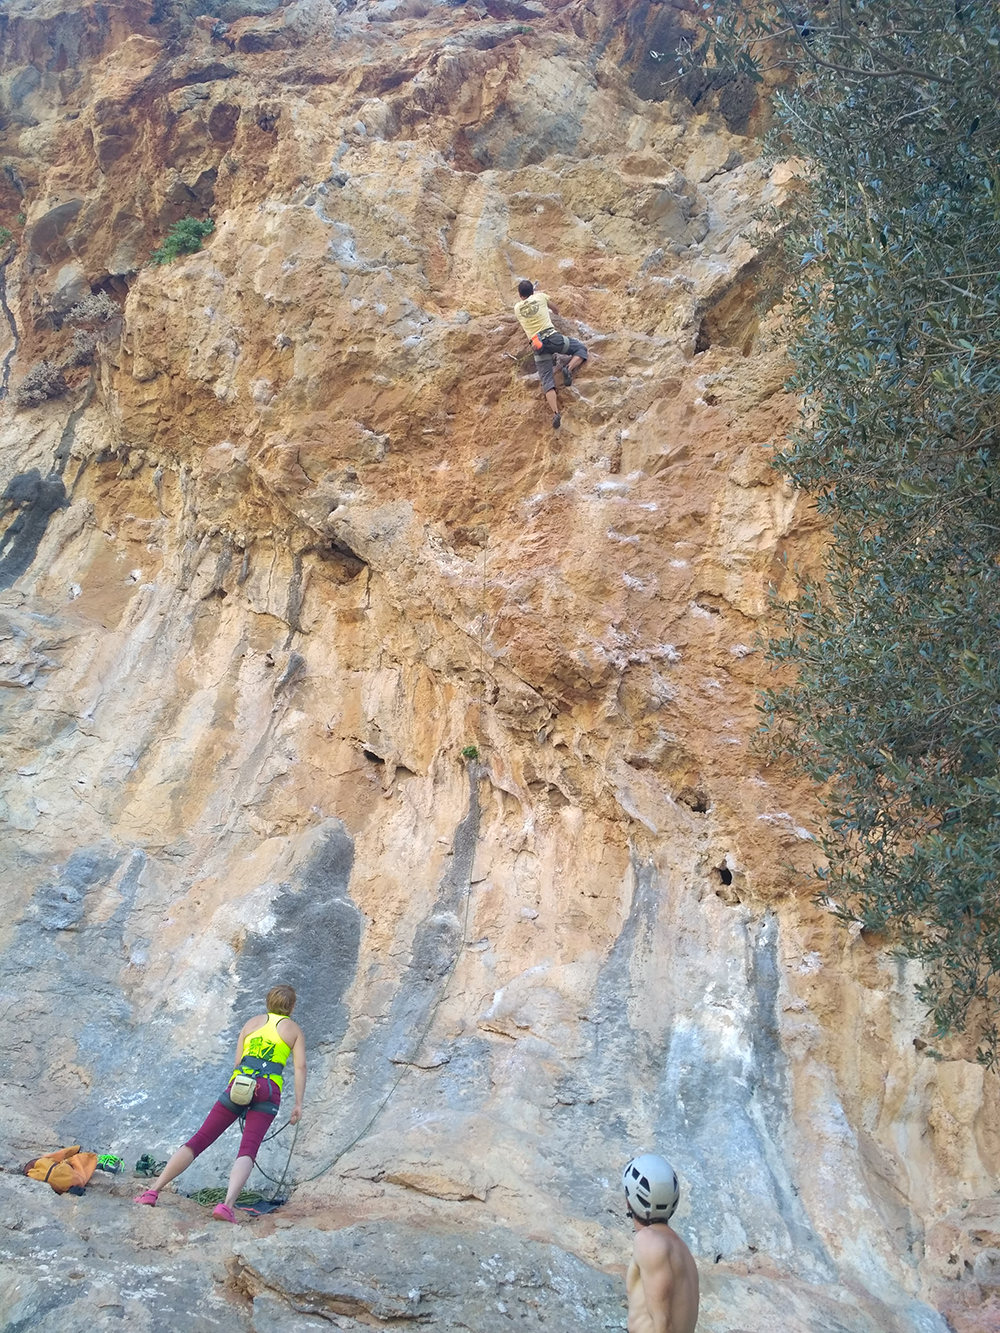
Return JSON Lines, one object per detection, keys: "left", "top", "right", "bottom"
{"left": 185, "top": 1101, "right": 276, "bottom": 1162}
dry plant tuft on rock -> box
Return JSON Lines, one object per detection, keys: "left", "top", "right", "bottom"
{"left": 65, "top": 291, "right": 119, "bottom": 326}
{"left": 14, "top": 359, "right": 68, "bottom": 407}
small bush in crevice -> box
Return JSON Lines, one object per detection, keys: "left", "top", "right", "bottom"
{"left": 65, "top": 291, "right": 119, "bottom": 326}
{"left": 66, "top": 330, "right": 97, "bottom": 367}
{"left": 14, "top": 360, "right": 69, "bottom": 407}
{"left": 149, "top": 216, "right": 214, "bottom": 265}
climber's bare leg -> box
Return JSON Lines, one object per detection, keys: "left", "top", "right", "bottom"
{"left": 148, "top": 1145, "right": 195, "bottom": 1195}
{"left": 224, "top": 1154, "right": 255, "bottom": 1209}
{"left": 566, "top": 355, "right": 584, "bottom": 374}
{"left": 545, "top": 388, "right": 559, "bottom": 414}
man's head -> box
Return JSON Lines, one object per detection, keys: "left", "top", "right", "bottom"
{"left": 517, "top": 279, "right": 534, "bottom": 299}
{"left": 623, "top": 1153, "right": 679, "bottom": 1225}
{"left": 266, "top": 984, "right": 297, "bottom": 1015}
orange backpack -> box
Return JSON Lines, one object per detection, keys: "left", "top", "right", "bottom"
{"left": 25, "top": 1146, "right": 99, "bottom": 1194}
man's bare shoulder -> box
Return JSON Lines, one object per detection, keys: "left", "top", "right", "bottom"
{"left": 633, "top": 1224, "right": 693, "bottom": 1265}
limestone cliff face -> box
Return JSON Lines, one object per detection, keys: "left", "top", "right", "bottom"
{"left": 0, "top": 2, "right": 997, "bottom": 1330}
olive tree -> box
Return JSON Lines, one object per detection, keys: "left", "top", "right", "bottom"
{"left": 695, "top": 0, "right": 1000, "bottom": 1057}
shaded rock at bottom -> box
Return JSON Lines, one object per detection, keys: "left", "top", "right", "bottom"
{"left": 235, "top": 1221, "right": 626, "bottom": 1329}
{"left": 235, "top": 1221, "right": 932, "bottom": 1332}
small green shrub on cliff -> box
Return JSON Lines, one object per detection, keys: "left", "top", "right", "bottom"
{"left": 700, "top": 0, "right": 1000, "bottom": 1059}
{"left": 0, "top": 226, "right": 11, "bottom": 247}
{"left": 149, "top": 216, "right": 214, "bottom": 265}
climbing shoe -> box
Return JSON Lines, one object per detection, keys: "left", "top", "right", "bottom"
{"left": 552, "top": 413, "right": 561, "bottom": 430}
{"left": 135, "top": 1153, "right": 166, "bottom": 1177}
{"left": 134, "top": 1190, "right": 159, "bottom": 1206}
{"left": 562, "top": 366, "right": 573, "bottom": 388}
{"left": 213, "top": 1203, "right": 237, "bottom": 1223}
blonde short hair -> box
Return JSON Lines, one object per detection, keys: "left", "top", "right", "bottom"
{"left": 266, "top": 984, "right": 296, "bottom": 1016}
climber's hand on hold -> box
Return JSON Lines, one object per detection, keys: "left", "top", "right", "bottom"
{"left": 290, "top": 1106, "right": 302, "bottom": 1125}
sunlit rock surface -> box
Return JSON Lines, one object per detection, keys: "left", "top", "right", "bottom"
{"left": 0, "top": 1, "right": 993, "bottom": 1329}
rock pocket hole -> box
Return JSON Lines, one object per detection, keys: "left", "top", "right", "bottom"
{"left": 714, "top": 859, "right": 744, "bottom": 906}
{"left": 678, "top": 786, "right": 709, "bottom": 813}
{"left": 362, "top": 749, "right": 385, "bottom": 765}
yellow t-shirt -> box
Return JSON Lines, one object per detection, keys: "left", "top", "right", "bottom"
{"left": 513, "top": 292, "right": 555, "bottom": 339}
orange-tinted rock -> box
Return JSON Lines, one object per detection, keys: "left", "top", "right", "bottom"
{"left": 0, "top": 1, "right": 981, "bottom": 1330}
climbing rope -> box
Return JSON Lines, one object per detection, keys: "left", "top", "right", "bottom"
{"left": 471, "top": 357, "right": 525, "bottom": 722}
{"left": 192, "top": 1186, "right": 265, "bottom": 1208}
{"left": 252, "top": 1120, "right": 299, "bottom": 1200}
{"left": 256, "top": 758, "right": 481, "bottom": 1195}
{"left": 238, "top": 357, "right": 522, "bottom": 1200}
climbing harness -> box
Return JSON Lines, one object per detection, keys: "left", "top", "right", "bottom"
{"left": 530, "top": 328, "right": 569, "bottom": 355}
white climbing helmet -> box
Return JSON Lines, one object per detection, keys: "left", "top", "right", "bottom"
{"left": 622, "top": 1153, "right": 679, "bottom": 1223}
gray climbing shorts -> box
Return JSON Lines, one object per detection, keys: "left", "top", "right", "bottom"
{"left": 533, "top": 334, "right": 588, "bottom": 393}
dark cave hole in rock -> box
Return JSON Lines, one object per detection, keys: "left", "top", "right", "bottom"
{"left": 93, "top": 274, "right": 130, "bottom": 303}
{"left": 678, "top": 787, "right": 709, "bottom": 813}
{"left": 694, "top": 319, "right": 711, "bottom": 354}
{"left": 317, "top": 536, "right": 367, "bottom": 581}
{"left": 362, "top": 749, "right": 385, "bottom": 765}
{"left": 716, "top": 864, "right": 733, "bottom": 886}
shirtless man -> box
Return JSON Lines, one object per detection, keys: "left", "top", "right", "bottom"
{"left": 622, "top": 1153, "right": 700, "bottom": 1333}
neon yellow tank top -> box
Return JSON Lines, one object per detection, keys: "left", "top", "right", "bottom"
{"left": 235, "top": 1012, "right": 292, "bottom": 1090}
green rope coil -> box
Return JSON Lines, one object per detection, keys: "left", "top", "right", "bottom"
{"left": 191, "top": 1187, "right": 264, "bottom": 1207}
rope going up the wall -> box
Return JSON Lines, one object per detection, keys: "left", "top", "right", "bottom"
{"left": 252, "top": 352, "right": 523, "bottom": 1201}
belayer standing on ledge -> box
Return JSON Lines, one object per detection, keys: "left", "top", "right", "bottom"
{"left": 512, "top": 279, "right": 588, "bottom": 430}
{"left": 622, "top": 1153, "right": 699, "bottom": 1333}
{"left": 134, "top": 985, "right": 306, "bottom": 1223}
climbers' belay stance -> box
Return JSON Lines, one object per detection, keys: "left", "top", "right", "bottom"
{"left": 133, "top": 985, "right": 306, "bottom": 1223}
{"left": 512, "top": 279, "right": 588, "bottom": 430}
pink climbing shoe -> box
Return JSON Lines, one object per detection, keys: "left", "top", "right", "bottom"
{"left": 134, "top": 1189, "right": 158, "bottom": 1206}
{"left": 212, "top": 1202, "right": 236, "bottom": 1223}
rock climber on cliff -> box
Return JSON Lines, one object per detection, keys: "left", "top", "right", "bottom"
{"left": 512, "top": 279, "right": 588, "bottom": 430}
{"left": 134, "top": 984, "right": 306, "bottom": 1223}
{"left": 622, "top": 1154, "right": 700, "bottom": 1333}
